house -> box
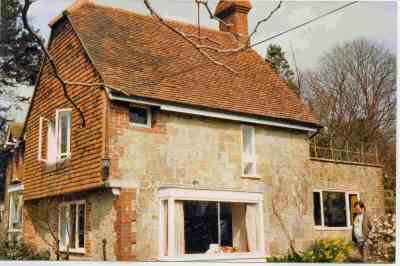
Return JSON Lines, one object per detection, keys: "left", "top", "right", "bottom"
{"left": 14, "top": 0, "right": 384, "bottom": 261}
{"left": 0, "top": 122, "right": 24, "bottom": 241}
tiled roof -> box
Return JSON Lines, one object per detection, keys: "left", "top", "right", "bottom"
{"left": 66, "top": 3, "right": 319, "bottom": 126}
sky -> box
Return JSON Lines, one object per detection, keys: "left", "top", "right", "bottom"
{"left": 27, "top": 0, "right": 397, "bottom": 71}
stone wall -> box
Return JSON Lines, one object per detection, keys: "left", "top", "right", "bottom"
{"left": 309, "top": 160, "right": 385, "bottom": 241}
{"left": 109, "top": 105, "right": 315, "bottom": 259}
{"left": 23, "top": 190, "right": 117, "bottom": 261}
{"left": 108, "top": 104, "right": 385, "bottom": 260}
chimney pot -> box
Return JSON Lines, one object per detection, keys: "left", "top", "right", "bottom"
{"left": 214, "top": 0, "right": 252, "bottom": 36}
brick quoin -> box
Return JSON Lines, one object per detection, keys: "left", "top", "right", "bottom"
{"left": 114, "top": 189, "right": 137, "bottom": 261}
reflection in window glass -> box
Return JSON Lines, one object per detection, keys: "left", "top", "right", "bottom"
{"left": 313, "top": 192, "right": 321, "bottom": 226}
{"left": 129, "top": 107, "right": 149, "bottom": 125}
{"left": 323, "top": 191, "right": 347, "bottom": 227}
{"left": 349, "top": 194, "right": 358, "bottom": 225}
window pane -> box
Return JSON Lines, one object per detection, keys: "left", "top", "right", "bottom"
{"left": 59, "top": 112, "right": 71, "bottom": 156}
{"left": 313, "top": 192, "right": 322, "bottom": 226}
{"left": 242, "top": 127, "right": 254, "bottom": 156}
{"left": 129, "top": 107, "right": 148, "bottom": 125}
{"left": 10, "top": 193, "right": 22, "bottom": 229}
{"left": 60, "top": 206, "right": 68, "bottom": 248}
{"left": 323, "top": 192, "right": 347, "bottom": 227}
{"left": 243, "top": 161, "right": 256, "bottom": 176}
{"left": 219, "top": 202, "right": 233, "bottom": 248}
{"left": 349, "top": 194, "right": 358, "bottom": 225}
{"left": 78, "top": 204, "right": 85, "bottom": 248}
{"left": 70, "top": 204, "right": 76, "bottom": 249}
{"left": 184, "top": 201, "right": 218, "bottom": 254}
{"left": 61, "top": 114, "right": 69, "bottom": 153}
{"left": 231, "top": 203, "right": 249, "bottom": 252}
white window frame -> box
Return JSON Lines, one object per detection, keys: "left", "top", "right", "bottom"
{"left": 55, "top": 109, "right": 72, "bottom": 160}
{"left": 8, "top": 190, "right": 23, "bottom": 233}
{"left": 313, "top": 189, "right": 360, "bottom": 230}
{"left": 158, "top": 188, "right": 265, "bottom": 261}
{"left": 58, "top": 200, "right": 86, "bottom": 254}
{"left": 38, "top": 117, "right": 49, "bottom": 162}
{"left": 241, "top": 125, "right": 257, "bottom": 177}
{"left": 129, "top": 104, "right": 152, "bottom": 128}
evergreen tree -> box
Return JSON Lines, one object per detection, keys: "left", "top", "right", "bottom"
{"left": 266, "top": 44, "right": 299, "bottom": 96}
{"left": 0, "top": 0, "right": 42, "bottom": 132}
{"left": 0, "top": 0, "right": 43, "bottom": 86}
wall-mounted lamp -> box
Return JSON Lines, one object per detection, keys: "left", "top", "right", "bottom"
{"left": 102, "top": 158, "right": 110, "bottom": 180}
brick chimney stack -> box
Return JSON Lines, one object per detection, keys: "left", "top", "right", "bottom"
{"left": 214, "top": 0, "right": 252, "bottom": 37}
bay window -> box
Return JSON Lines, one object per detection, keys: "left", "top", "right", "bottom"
{"left": 159, "top": 188, "right": 265, "bottom": 260}
{"left": 59, "top": 201, "right": 85, "bottom": 253}
{"left": 313, "top": 190, "right": 359, "bottom": 229}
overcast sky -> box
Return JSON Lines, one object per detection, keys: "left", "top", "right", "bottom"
{"left": 28, "top": 0, "right": 397, "bottom": 71}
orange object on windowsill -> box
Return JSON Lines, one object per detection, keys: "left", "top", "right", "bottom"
{"left": 222, "top": 246, "right": 241, "bottom": 253}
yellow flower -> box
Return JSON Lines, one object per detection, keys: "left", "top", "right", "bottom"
{"left": 335, "top": 252, "right": 346, "bottom": 262}
{"left": 324, "top": 250, "right": 332, "bottom": 259}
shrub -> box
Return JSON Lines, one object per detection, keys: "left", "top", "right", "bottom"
{"left": 267, "top": 238, "right": 356, "bottom": 263}
{"left": 0, "top": 240, "right": 50, "bottom": 260}
{"left": 365, "top": 213, "right": 396, "bottom": 263}
{"left": 302, "top": 238, "right": 355, "bottom": 262}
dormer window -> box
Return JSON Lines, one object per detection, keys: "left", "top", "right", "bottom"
{"left": 129, "top": 105, "right": 151, "bottom": 128}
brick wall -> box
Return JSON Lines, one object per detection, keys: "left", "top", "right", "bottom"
{"left": 114, "top": 188, "right": 137, "bottom": 260}
{"left": 23, "top": 18, "right": 106, "bottom": 200}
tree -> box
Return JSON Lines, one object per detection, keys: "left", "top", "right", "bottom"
{"left": 266, "top": 44, "right": 300, "bottom": 95}
{"left": 0, "top": 0, "right": 42, "bottom": 86}
{"left": 303, "top": 38, "right": 396, "bottom": 188}
{"left": 303, "top": 38, "right": 396, "bottom": 144}
{"left": 0, "top": 0, "right": 42, "bottom": 137}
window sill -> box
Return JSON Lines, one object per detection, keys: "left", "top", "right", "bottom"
{"left": 160, "top": 252, "right": 266, "bottom": 262}
{"left": 131, "top": 122, "right": 151, "bottom": 128}
{"left": 313, "top": 226, "right": 352, "bottom": 231}
{"left": 241, "top": 175, "right": 261, "bottom": 180}
{"left": 59, "top": 248, "right": 85, "bottom": 254}
{"left": 8, "top": 229, "right": 22, "bottom": 233}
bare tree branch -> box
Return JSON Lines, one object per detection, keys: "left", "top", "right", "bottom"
{"left": 247, "top": 1, "right": 282, "bottom": 42}
{"left": 143, "top": 0, "right": 283, "bottom": 73}
{"left": 143, "top": 0, "right": 240, "bottom": 73}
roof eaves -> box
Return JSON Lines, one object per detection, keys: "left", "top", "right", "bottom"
{"left": 106, "top": 87, "right": 321, "bottom": 132}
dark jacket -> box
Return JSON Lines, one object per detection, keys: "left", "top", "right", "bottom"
{"left": 352, "top": 212, "right": 372, "bottom": 242}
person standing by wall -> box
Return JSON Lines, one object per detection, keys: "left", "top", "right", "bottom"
{"left": 352, "top": 201, "right": 372, "bottom": 262}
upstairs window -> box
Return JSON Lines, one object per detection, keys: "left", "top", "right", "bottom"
{"left": 38, "top": 109, "right": 72, "bottom": 163}
{"left": 241, "top": 126, "right": 256, "bottom": 177}
{"left": 129, "top": 105, "right": 151, "bottom": 128}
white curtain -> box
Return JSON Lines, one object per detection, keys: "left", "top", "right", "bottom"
{"left": 175, "top": 201, "right": 185, "bottom": 255}
{"left": 232, "top": 203, "right": 248, "bottom": 252}
{"left": 245, "top": 203, "right": 259, "bottom": 252}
